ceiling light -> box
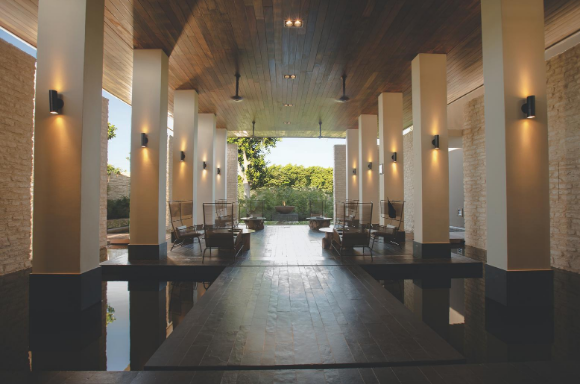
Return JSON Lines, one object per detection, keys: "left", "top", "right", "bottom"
{"left": 337, "top": 75, "right": 350, "bottom": 103}
{"left": 284, "top": 74, "right": 296, "bottom": 79}
{"left": 284, "top": 20, "right": 303, "bottom": 28}
{"left": 284, "top": 122, "right": 291, "bottom": 125}
{"left": 285, "top": 20, "right": 294, "bottom": 27}
{"left": 252, "top": 121, "right": 255, "bottom": 137}
{"left": 283, "top": 104, "right": 293, "bottom": 107}
{"left": 294, "top": 20, "right": 303, "bottom": 27}
{"left": 231, "top": 73, "right": 243, "bottom": 102}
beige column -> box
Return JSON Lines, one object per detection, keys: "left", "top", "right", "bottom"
{"left": 378, "top": 93, "right": 404, "bottom": 226}
{"left": 481, "top": 0, "right": 549, "bottom": 271}
{"left": 172, "top": 90, "right": 198, "bottom": 203}
{"left": 194, "top": 114, "right": 216, "bottom": 224}
{"left": 129, "top": 50, "right": 169, "bottom": 260}
{"left": 215, "top": 128, "right": 228, "bottom": 201}
{"left": 32, "top": 0, "right": 104, "bottom": 276}
{"left": 358, "top": 115, "right": 380, "bottom": 223}
{"left": 345, "top": 129, "right": 359, "bottom": 201}
{"left": 412, "top": 53, "right": 450, "bottom": 257}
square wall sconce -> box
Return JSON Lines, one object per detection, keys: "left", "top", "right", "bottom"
{"left": 368, "top": 162, "right": 372, "bottom": 170}
{"left": 432, "top": 134, "right": 440, "bottom": 149}
{"left": 49, "top": 90, "right": 64, "bottom": 114}
{"left": 522, "top": 95, "right": 536, "bottom": 119}
{"left": 379, "top": 164, "right": 384, "bottom": 175}
{"left": 203, "top": 161, "right": 207, "bottom": 170}
{"left": 217, "top": 167, "right": 221, "bottom": 175}
{"left": 141, "top": 133, "right": 148, "bottom": 147}
{"left": 180, "top": 151, "right": 185, "bottom": 161}
{"left": 352, "top": 168, "right": 357, "bottom": 175}
{"left": 391, "top": 152, "right": 397, "bottom": 162}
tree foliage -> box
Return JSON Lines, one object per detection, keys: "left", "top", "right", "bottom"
{"left": 107, "top": 122, "right": 123, "bottom": 176}
{"left": 227, "top": 137, "right": 280, "bottom": 197}
{"left": 264, "top": 164, "right": 333, "bottom": 193}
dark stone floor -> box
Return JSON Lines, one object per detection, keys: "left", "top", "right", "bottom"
{"left": 6, "top": 361, "right": 580, "bottom": 383}
{"left": 146, "top": 265, "right": 464, "bottom": 370}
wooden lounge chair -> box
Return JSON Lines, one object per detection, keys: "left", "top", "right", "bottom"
{"left": 371, "top": 199, "right": 404, "bottom": 247}
{"left": 332, "top": 202, "right": 373, "bottom": 258}
{"left": 168, "top": 201, "right": 202, "bottom": 251}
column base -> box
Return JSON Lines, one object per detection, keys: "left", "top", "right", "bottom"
{"left": 485, "top": 264, "right": 553, "bottom": 307}
{"left": 29, "top": 266, "right": 102, "bottom": 312}
{"left": 128, "top": 242, "right": 167, "bottom": 261}
{"left": 413, "top": 241, "right": 451, "bottom": 258}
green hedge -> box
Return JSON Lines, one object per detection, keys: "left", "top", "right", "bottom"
{"left": 243, "top": 187, "right": 333, "bottom": 221}
{"left": 107, "top": 196, "right": 130, "bottom": 220}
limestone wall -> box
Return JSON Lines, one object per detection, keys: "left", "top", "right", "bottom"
{"left": 227, "top": 143, "right": 238, "bottom": 202}
{"left": 462, "top": 96, "right": 487, "bottom": 251}
{"left": 333, "top": 145, "right": 346, "bottom": 220}
{"left": 100, "top": 99, "right": 109, "bottom": 254}
{"left": 403, "top": 129, "right": 415, "bottom": 233}
{"left": 0, "top": 39, "right": 35, "bottom": 275}
{"left": 462, "top": 43, "right": 580, "bottom": 273}
{"left": 107, "top": 172, "right": 131, "bottom": 200}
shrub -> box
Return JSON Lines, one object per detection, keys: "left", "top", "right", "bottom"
{"left": 242, "top": 187, "right": 333, "bottom": 221}
{"left": 107, "top": 196, "right": 130, "bottom": 219}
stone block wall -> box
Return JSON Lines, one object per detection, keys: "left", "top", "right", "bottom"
{"left": 461, "top": 43, "right": 580, "bottom": 273}
{"left": 333, "top": 145, "right": 346, "bottom": 220}
{"left": 462, "top": 96, "right": 487, "bottom": 250}
{"left": 107, "top": 172, "right": 131, "bottom": 200}
{"left": 227, "top": 143, "right": 238, "bottom": 202}
{"left": 0, "top": 39, "right": 35, "bottom": 275}
{"left": 403, "top": 130, "right": 414, "bottom": 233}
{"left": 100, "top": 98, "right": 109, "bottom": 255}
{"left": 547, "top": 43, "right": 580, "bottom": 273}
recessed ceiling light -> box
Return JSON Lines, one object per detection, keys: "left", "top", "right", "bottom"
{"left": 283, "top": 74, "right": 296, "bottom": 79}
{"left": 283, "top": 104, "right": 293, "bottom": 107}
{"left": 284, "top": 122, "right": 291, "bottom": 125}
{"left": 284, "top": 20, "right": 303, "bottom": 28}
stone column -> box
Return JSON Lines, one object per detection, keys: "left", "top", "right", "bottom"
{"left": 378, "top": 93, "right": 404, "bottom": 226}
{"left": 30, "top": 0, "right": 105, "bottom": 310}
{"left": 411, "top": 53, "right": 450, "bottom": 258}
{"left": 481, "top": 0, "right": 551, "bottom": 304}
{"left": 345, "top": 129, "right": 359, "bottom": 201}
{"left": 194, "top": 114, "right": 216, "bottom": 225}
{"left": 129, "top": 50, "right": 169, "bottom": 260}
{"left": 358, "top": 115, "right": 380, "bottom": 224}
{"left": 215, "top": 128, "right": 228, "bottom": 200}
{"left": 172, "top": 90, "right": 198, "bottom": 203}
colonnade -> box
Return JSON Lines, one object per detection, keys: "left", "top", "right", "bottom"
{"left": 29, "top": 0, "right": 551, "bottom": 311}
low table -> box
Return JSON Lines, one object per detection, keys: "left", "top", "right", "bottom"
{"left": 319, "top": 227, "right": 334, "bottom": 249}
{"left": 239, "top": 228, "right": 255, "bottom": 251}
{"left": 241, "top": 217, "right": 265, "bottom": 230}
{"left": 307, "top": 217, "right": 332, "bottom": 231}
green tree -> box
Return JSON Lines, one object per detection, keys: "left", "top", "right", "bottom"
{"left": 227, "top": 137, "right": 280, "bottom": 198}
{"left": 107, "top": 122, "right": 123, "bottom": 177}
{"left": 264, "top": 164, "right": 333, "bottom": 193}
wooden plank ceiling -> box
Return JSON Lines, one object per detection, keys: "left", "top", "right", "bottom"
{"left": 1, "top": 0, "right": 580, "bottom": 137}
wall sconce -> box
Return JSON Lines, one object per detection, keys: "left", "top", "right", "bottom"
{"left": 432, "top": 135, "right": 440, "bottom": 149}
{"left": 180, "top": 151, "right": 185, "bottom": 161}
{"left": 203, "top": 161, "right": 207, "bottom": 170}
{"left": 217, "top": 167, "right": 221, "bottom": 175}
{"left": 49, "top": 90, "right": 64, "bottom": 114}
{"left": 141, "top": 133, "right": 148, "bottom": 148}
{"left": 368, "top": 162, "right": 372, "bottom": 170}
{"left": 352, "top": 168, "right": 357, "bottom": 175}
{"left": 391, "top": 152, "right": 397, "bottom": 162}
{"left": 522, "top": 95, "right": 536, "bottom": 119}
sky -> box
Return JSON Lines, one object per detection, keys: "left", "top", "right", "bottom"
{"left": 1, "top": 27, "right": 342, "bottom": 171}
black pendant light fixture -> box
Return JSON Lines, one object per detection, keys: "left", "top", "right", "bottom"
{"left": 251, "top": 121, "right": 255, "bottom": 137}
{"left": 231, "top": 73, "right": 243, "bottom": 102}
{"left": 318, "top": 121, "right": 322, "bottom": 139}
{"left": 337, "top": 75, "right": 350, "bottom": 103}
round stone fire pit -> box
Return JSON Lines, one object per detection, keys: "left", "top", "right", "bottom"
{"left": 275, "top": 205, "right": 295, "bottom": 214}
